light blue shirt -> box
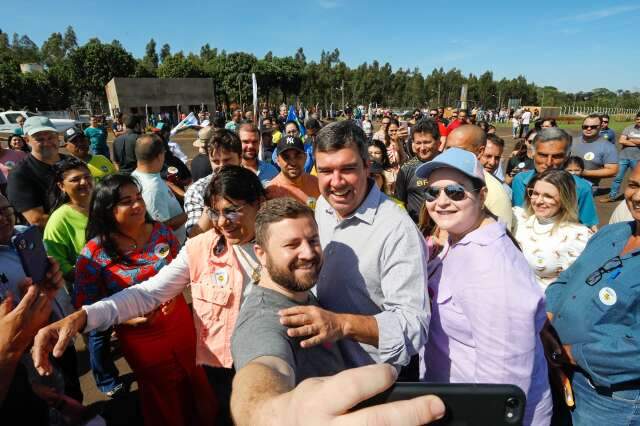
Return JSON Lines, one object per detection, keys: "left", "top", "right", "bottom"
{"left": 131, "top": 170, "right": 186, "bottom": 244}
{"left": 314, "top": 183, "right": 429, "bottom": 368}
{"left": 512, "top": 170, "right": 599, "bottom": 227}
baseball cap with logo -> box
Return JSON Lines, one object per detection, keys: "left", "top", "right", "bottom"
{"left": 415, "top": 147, "right": 485, "bottom": 184}
{"left": 276, "top": 135, "right": 305, "bottom": 156}
{"left": 193, "top": 126, "right": 214, "bottom": 148}
{"left": 63, "top": 126, "right": 85, "bottom": 143}
{"left": 24, "top": 116, "right": 57, "bottom": 136}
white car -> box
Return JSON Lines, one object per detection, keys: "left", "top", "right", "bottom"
{"left": 0, "top": 111, "right": 78, "bottom": 136}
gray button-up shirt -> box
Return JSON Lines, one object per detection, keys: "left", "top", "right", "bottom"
{"left": 315, "top": 183, "right": 430, "bottom": 368}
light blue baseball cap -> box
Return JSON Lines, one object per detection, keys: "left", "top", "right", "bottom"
{"left": 24, "top": 116, "right": 57, "bottom": 136}
{"left": 415, "top": 147, "right": 485, "bottom": 183}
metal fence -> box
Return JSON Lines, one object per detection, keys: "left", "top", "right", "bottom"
{"left": 559, "top": 105, "right": 640, "bottom": 116}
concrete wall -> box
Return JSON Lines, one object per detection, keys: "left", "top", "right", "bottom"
{"left": 105, "top": 78, "right": 216, "bottom": 115}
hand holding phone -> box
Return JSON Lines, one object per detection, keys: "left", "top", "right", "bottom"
{"left": 354, "top": 382, "right": 526, "bottom": 425}
{"left": 12, "top": 226, "right": 50, "bottom": 284}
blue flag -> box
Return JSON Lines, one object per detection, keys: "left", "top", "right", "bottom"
{"left": 286, "top": 106, "right": 306, "bottom": 137}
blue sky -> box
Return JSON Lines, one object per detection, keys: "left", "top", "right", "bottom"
{"left": 3, "top": 0, "right": 638, "bottom": 92}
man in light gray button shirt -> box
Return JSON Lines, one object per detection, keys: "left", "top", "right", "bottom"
{"left": 279, "top": 121, "right": 430, "bottom": 368}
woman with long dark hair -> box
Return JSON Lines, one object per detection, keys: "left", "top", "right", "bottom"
{"left": 43, "top": 158, "right": 127, "bottom": 399}
{"left": 73, "top": 174, "right": 215, "bottom": 426}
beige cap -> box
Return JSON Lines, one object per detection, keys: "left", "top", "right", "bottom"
{"left": 193, "top": 126, "right": 213, "bottom": 148}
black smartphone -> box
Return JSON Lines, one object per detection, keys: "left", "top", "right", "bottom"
{"left": 12, "top": 226, "right": 49, "bottom": 284}
{"left": 354, "top": 382, "right": 526, "bottom": 426}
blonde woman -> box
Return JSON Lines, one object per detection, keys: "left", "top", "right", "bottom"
{"left": 513, "top": 169, "right": 593, "bottom": 290}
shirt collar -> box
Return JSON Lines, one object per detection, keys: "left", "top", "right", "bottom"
{"left": 452, "top": 221, "right": 506, "bottom": 248}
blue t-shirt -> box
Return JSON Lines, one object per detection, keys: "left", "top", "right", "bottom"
{"left": 84, "top": 126, "right": 109, "bottom": 158}
{"left": 512, "top": 170, "right": 599, "bottom": 227}
{"left": 599, "top": 128, "right": 616, "bottom": 144}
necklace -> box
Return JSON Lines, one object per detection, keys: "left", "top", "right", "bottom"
{"left": 116, "top": 231, "right": 139, "bottom": 251}
{"left": 235, "top": 244, "right": 261, "bottom": 283}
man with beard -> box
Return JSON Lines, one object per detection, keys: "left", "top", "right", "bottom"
{"left": 238, "top": 123, "right": 278, "bottom": 185}
{"left": 266, "top": 136, "right": 320, "bottom": 207}
{"left": 570, "top": 114, "right": 618, "bottom": 188}
{"left": 7, "top": 116, "right": 66, "bottom": 227}
{"left": 394, "top": 119, "right": 441, "bottom": 222}
{"left": 231, "top": 198, "right": 344, "bottom": 388}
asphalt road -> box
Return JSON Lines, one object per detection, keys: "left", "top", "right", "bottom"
{"left": 75, "top": 124, "right": 620, "bottom": 425}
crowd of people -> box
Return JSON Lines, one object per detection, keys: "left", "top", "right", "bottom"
{"left": 0, "top": 105, "right": 639, "bottom": 426}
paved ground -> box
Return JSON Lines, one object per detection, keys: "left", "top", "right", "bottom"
{"left": 75, "top": 123, "right": 620, "bottom": 424}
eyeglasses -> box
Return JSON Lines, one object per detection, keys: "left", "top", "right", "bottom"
{"left": 585, "top": 256, "right": 622, "bottom": 286}
{"left": 425, "top": 184, "right": 479, "bottom": 202}
{"left": 207, "top": 203, "right": 247, "bottom": 223}
{"left": 526, "top": 188, "right": 558, "bottom": 204}
{"left": 582, "top": 125, "right": 599, "bottom": 130}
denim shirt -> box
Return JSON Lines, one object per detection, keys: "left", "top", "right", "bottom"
{"left": 546, "top": 221, "right": 640, "bottom": 387}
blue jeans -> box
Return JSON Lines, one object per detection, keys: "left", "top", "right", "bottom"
{"left": 609, "top": 158, "right": 639, "bottom": 199}
{"left": 572, "top": 371, "right": 640, "bottom": 426}
{"left": 87, "top": 329, "right": 121, "bottom": 393}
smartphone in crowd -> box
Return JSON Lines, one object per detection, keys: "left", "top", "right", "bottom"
{"left": 355, "top": 382, "right": 526, "bottom": 425}
{"left": 12, "top": 225, "right": 49, "bottom": 284}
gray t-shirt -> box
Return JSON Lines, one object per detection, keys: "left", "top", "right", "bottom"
{"left": 231, "top": 286, "right": 345, "bottom": 384}
{"left": 570, "top": 136, "right": 618, "bottom": 185}
{"left": 620, "top": 125, "right": 640, "bottom": 160}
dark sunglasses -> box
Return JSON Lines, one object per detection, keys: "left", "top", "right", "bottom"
{"left": 424, "top": 184, "right": 479, "bottom": 202}
{"left": 582, "top": 125, "right": 600, "bottom": 130}
{"left": 602, "top": 120, "right": 609, "bottom": 124}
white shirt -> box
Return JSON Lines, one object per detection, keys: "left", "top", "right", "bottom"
{"left": 522, "top": 111, "right": 532, "bottom": 125}
{"left": 513, "top": 207, "right": 593, "bottom": 290}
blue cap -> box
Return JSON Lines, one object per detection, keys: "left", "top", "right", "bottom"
{"left": 415, "top": 147, "right": 485, "bottom": 183}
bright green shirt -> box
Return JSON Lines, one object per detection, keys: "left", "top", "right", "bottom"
{"left": 86, "top": 154, "right": 116, "bottom": 182}
{"left": 43, "top": 204, "right": 88, "bottom": 275}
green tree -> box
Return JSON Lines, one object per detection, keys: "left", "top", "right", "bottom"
{"left": 160, "top": 43, "right": 171, "bottom": 63}
{"left": 157, "top": 52, "right": 203, "bottom": 78}
{"left": 68, "top": 38, "right": 136, "bottom": 106}
{"left": 62, "top": 26, "right": 78, "bottom": 52}
{"left": 41, "top": 32, "right": 65, "bottom": 67}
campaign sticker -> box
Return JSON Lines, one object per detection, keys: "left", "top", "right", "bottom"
{"left": 214, "top": 269, "right": 229, "bottom": 287}
{"left": 5, "top": 161, "right": 15, "bottom": 169}
{"left": 306, "top": 197, "right": 317, "bottom": 210}
{"left": 598, "top": 287, "right": 617, "bottom": 306}
{"left": 154, "top": 243, "right": 170, "bottom": 259}
{"left": 583, "top": 152, "right": 595, "bottom": 161}
{"left": 518, "top": 162, "right": 525, "bottom": 169}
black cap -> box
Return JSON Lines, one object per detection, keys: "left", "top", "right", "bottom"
{"left": 277, "top": 135, "right": 305, "bottom": 156}
{"left": 63, "top": 126, "right": 85, "bottom": 143}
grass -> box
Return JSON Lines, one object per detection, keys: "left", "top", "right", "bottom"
{"left": 494, "top": 120, "right": 634, "bottom": 134}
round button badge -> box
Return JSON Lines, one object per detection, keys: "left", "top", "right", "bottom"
{"left": 583, "top": 152, "right": 595, "bottom": 161}
{"left": 598, "top": 287, "right": 617, "bottom": 306}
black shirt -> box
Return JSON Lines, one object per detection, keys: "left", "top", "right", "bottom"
{"left": 7, "top": 154, "right": 67, "bottom": 214}
{"left": 113, "top": 129, "right": 139, "bottom": 175}
{"left": 190, "top": 153, "right": 212, "bottom": 182}
{"left": 506, "top": 155, "right": 535, "bottom": 177}
{"left": 394, "top": 157, "right": 429, "bottom": 223}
